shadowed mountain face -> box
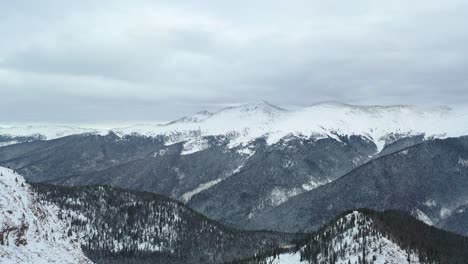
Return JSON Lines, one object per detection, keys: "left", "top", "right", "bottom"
{"left": 246, "top": 137, "right": 468, "bottom": 234}
{"left": 188, "top": 136, "right": 377, "bottom": 226}
{"left": 0, "top": 133, "right": 166, "bottom": 182}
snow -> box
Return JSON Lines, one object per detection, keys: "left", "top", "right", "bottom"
{"left": 3, "top": 102, "right": 468, "bottom": 153}
{"left": 458, "top": 158, "right": 468, "bottom": 167}
{"left": 413, "top": 209, "right": 434, "bottom": 226}
{"left": 268, "top": 187, "right": 303, "bottom": 207}
{"left": 112, "top": 101, "right": 468, "bottom": 152}
{"left": 181, "top": 178, "right": 223, "bottom": 203}
{"left": 0, "top": 124, "right": 103, "bottom": 140}
{"left": 0, "top": 141, "right": 19, "bottom": 147}
{"left": 440, "top": 207, "right": 452, "bottom": 219}
{"left": 266, "top": 252, "right": 303, "bottom": 264}
{"left": 181, "top": 138, "right": 210, "bottom": 155}
{"left": 423, "top": 199, "right": 437, "bottom": 208}
{"left": 302, "top": 178, "right": 331, "bottom": 191}
{"left": 400, "top": 149, "right": 409, "bottom": 155}
{"left": 0, "top": 167, "right": 93, "bottom": 264}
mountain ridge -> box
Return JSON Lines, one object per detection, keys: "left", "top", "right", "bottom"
{"left": 3, "top": 101, "right": 467, "bottom": 153}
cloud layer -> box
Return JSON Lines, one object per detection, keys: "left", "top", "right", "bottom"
{"left": 1, "top": 0, "right": 468, "bottom": 123}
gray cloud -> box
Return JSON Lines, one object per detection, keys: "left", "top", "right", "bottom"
{"left": 1, "top": 0, "right": 468, "bottom": 124}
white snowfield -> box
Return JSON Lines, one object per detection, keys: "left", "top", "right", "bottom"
{"left": 114, "top": 101, "right": 468, "bottom": 152}
{"left": 2, "top": 102, "right": 468, "bottom": 153}
{"left": 266, "top": 211, "right": 421, "bottom": 264}
{"left": 0, "top": 167, "right": 93, "bottom": 264}
{"left": 0, "top": 125, "right": 102, "bottom": 140}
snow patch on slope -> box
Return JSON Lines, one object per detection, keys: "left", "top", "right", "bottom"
{"left": 269, "top": 187, "right": 303, "bottom": 207}
{"left": 181, "top": 138, "right": 210, "bottom": 155}
{"left": 302, "top": 178, "right": 331, "bottom": 191}
{"left": 0, "top": 141, "right": 19, "bottom": 147}
{"left": 0, "top": 167, "right": 92, "bottom": 264}
{"left": 181, "top": 178, "right": 223, "bottom": 203}
{"left": 413, "top": 209, "right": 434, "bottom": 226}
{"left": 458, "top": 158, "right": 468, "bottom": 167}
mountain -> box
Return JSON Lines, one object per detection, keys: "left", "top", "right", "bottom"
{"left": 1, "top": 102, "right": 468, "bottom": 233}
{"left": 3, "top": 102, "right": 467, "bottom": 151}
{"left": 234, "top": 210, "right": 468, "bottom": 264}
{"left": 31, "top": 182, "right": 296, "bottom": 264}
{"left": 112, "top": 101, "right": 468, "bottom": 151}
{"left": 246, "top": 137, "right": 468, "bottom": 235}
{"left": 112, "top": 100, "right": 289, "bottom": 148}
{"left": 0, "top": 167, "right": 92, "bottom": 264}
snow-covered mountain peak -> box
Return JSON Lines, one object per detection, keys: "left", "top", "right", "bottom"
{"left": 223, "top": 100, "right": 287, "bottom": 114}
{"left": 211, "top": 100, "right": 288, "bottom": 123}
{"left": 167, "top": 110, "right": 214, "bottom": 125}
{"left": 0, "top": 167, "right": 92, "bottom": 263}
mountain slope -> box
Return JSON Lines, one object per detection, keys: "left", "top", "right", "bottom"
{"left": 0, "top": 133, "right": 378, "bottom": 226}
{"left": 236, "top": 210, "right": 468, "bottom": 264}
{"left": 247, "top": 137, "right": 468, "bottom": 234}
{"left": 0, "top": 133, "right": 166, "bottom": 182}
{"left": 0, "top": 167, "right": 92, "bottom": 264}
{"left": 32, "top": 182, "right": 297, "bottom": 264}
{"left": 188, "top": 135, "right": 376, "bottom": 226}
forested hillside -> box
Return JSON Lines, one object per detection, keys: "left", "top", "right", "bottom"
{"left": 32, "top": 183, "right": 297, "bottom": 264}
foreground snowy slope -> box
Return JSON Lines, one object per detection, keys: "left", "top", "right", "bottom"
{"left": 0, "top": 167, "right": 92, "bottom": 264}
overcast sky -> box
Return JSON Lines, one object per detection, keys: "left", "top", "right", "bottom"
{"left": 1, "top": 0, "right": 468, "bottom": 124}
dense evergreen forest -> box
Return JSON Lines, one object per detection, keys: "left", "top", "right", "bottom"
{"left": 32, "top": 183, "right": 299, "bottom": 264}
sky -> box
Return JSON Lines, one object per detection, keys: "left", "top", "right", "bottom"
{"left": 1, "top": 0, "right": 468, "bottom": 124}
